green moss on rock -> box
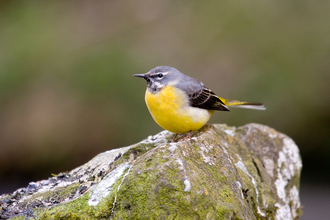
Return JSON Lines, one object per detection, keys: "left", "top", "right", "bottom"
{"left": 2, "top": 124, "right": 302, "bottom": 220}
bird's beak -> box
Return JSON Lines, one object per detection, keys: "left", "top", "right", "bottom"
{"left": 133, "top": 74, "right": 147, "bottom": 79}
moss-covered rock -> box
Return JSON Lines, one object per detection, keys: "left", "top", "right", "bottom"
{"left": 0, "top": 124, "right": 302, "bottom": 220}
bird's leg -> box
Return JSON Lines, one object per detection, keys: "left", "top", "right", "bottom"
{"left": 172, "top": 133, "right": 179, "bottom": 143}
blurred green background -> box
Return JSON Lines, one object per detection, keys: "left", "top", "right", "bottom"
{"left": 0, "top": 0, "right": 330, "bottom": 218}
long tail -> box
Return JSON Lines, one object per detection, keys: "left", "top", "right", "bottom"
{"left": 219, "top": 98, "right": 266, "bottom": 110}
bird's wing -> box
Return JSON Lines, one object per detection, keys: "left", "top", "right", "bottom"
{"left": 188, "top": 87, "right": 229, "bottom": 111}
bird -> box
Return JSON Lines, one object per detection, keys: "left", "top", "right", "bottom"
{"left": 134, "top": 66, "right": 265, "bottom": 142}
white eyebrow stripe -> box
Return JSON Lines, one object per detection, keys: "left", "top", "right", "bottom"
{"left": 151, "top": 71, "right": 169, "bottom": 78}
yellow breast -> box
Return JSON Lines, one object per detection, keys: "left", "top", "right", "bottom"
{"left": 145, "top": 85, "right": 214, "bottom": 133}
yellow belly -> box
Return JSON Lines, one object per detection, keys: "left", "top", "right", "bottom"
{"left": 145, "top": 85, "right": 214, "bottom": 133}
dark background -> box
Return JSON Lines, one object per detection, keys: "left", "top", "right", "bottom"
{"left": 1, "top": 1, "right": 329, "bottom": 219}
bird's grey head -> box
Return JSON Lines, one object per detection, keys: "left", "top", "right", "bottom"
{"left": 133, "top": 66, "right": 183, "bottom": 93}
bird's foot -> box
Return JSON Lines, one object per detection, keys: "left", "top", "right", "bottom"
{"left": 171, "top": 132, "right": 195, "bottom": 143}
{"left": 179, "top": 132, "right": 195, "bottom": 142}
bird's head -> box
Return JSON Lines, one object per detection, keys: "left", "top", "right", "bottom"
{"left": 134, "top": 66, "right": 182, "bottom": 93}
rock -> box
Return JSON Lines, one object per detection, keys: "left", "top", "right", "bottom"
{"left": 0, "top": 123, "right": 302, "bottom": 220}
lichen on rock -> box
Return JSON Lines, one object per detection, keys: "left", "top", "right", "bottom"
{"left": 0, "top": 123, "right": 302, "bottom": 220}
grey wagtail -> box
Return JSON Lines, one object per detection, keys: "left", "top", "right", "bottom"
{"left": 134, "top": 66, "right": 265, "bottom": 141}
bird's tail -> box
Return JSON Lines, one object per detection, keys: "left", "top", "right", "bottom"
{"left": 219, "top": 98, "right": 266, "bottom": 110}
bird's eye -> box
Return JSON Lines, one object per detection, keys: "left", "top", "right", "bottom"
{"left": 157, "top": 73, "right": 163, "bottom": 78}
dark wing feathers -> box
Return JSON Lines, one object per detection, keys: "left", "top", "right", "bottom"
{"left": 175, "top": 74, "right": 229, "bottom": 111}
{"left": 189, "top": 87, "right": 229, "bottom": 111}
